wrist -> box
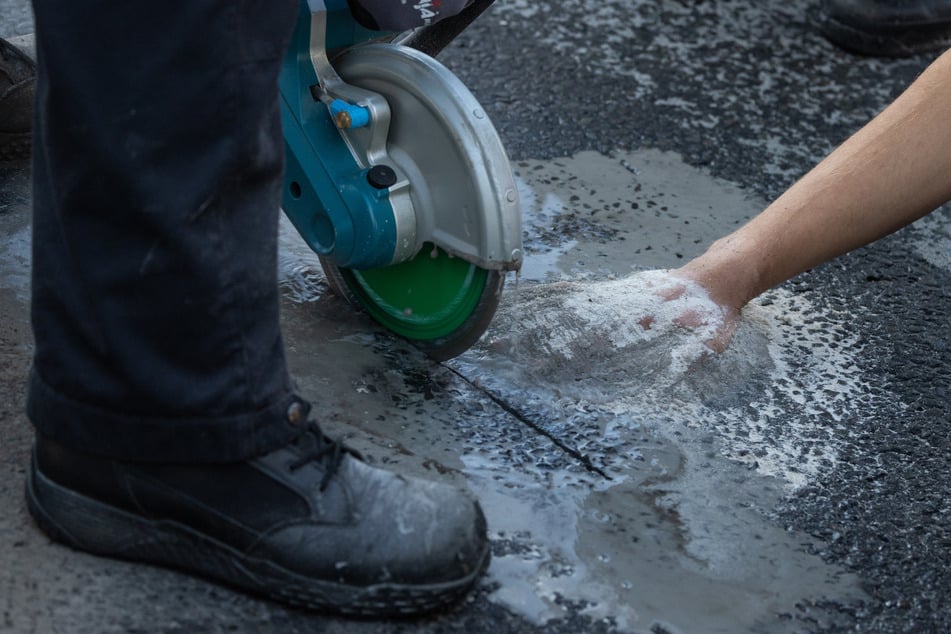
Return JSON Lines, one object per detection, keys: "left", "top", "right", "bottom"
{"left": 673, "top": 235, "right": 764, "bottom": 313}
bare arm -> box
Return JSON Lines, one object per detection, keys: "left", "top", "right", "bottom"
{"left": 676, "top": 49, "right": 951, "bottom": 314}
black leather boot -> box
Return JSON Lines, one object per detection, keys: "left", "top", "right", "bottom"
{"left": 26, "top": 404, "right": 490, "bottom": 616}
{"left": 820, "top": 0, "right": 951, "bottom": 57}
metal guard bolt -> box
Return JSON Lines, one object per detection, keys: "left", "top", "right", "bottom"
{"left": 334, "top": 110, "right": 352, "bottom": 129}
{"left": 367, "top": 165, "right": 398, "bottom": 189}
{"left": 329, "top": 99, "right": 370, "bottom": 129}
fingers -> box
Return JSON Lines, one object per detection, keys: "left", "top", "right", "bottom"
{"left": 702, "top": 309, "right": 739, "bottom": 353}
{"left": 636, "top": 269, "right": 740, "bottom": 353}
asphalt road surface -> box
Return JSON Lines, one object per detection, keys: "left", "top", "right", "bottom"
{"left": 1, "top": 1, "right": 949, "bottom": 633}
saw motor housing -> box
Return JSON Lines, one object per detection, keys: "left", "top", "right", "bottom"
{"left": 279, "top": 0, "right": 522, "bottom": 359}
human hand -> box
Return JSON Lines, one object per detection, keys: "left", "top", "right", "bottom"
{"left": 638, "top": 270, "right": 740, "bottom": 353}
{"left": 476, "top": 269, "right": 740, "bottom": 384}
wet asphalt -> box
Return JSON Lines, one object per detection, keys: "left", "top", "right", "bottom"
{"left": 1, "top": 1, "right": 950, "bottom": 633}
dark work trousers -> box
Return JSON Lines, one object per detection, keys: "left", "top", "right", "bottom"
{"left": 28, "top": 0, "right": 306, "bottom": 463}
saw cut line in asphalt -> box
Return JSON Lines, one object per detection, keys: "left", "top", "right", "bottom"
{"left": 444, "top": 363, "right": 612, "bottom": 480}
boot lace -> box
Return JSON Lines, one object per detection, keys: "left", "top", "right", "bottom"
{"left": 288, "top": 422, "right": 348, "bottom": 492}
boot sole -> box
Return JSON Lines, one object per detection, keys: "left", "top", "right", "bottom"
{"left": 25, "top": 457, "right": 490, "bottom": 617}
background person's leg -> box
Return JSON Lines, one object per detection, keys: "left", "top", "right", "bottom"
{"left": 28, "top": 0, "right": 300, "bottom": 462}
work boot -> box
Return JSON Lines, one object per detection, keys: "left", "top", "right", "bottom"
{"left": 0, "top": 37, "right": 34, "bottom": 160}
{"left": 25, "top": 401, "right": 490, "bottom": 616}
{"left": 819, "top": 0, "right": 951, "bottom": 57}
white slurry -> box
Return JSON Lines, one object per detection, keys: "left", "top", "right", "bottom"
{"left": 561, "top": 271, "right": 726, "bottom": 374}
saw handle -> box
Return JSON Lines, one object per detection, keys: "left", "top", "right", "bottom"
{"left": 394, "top": 0, "right": 496, "bottom": 57}
{"left": 346, "top": 0, "right": 472, "bottom": 32}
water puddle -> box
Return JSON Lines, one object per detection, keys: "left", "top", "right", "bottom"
{"left": 275, "top": 149, "right": 884, "bottom": 632}
{"left": 446, "top": 150, "right": 884, "bottom": 631}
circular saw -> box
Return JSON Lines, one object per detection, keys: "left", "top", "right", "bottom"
{"left": 279, "top": 0, "right": 521, "bottom": 360}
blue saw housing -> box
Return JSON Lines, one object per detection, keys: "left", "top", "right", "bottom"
{"left": 279, "top": 1, "right": 401, "bottom": 270}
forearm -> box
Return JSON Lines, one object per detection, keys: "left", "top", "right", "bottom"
{"left": 679, "top": 48, "right": 951, "bottom": 311}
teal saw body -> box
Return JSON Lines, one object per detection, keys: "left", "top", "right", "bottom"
{"left": 279, "top": 1, "right": 521, "bottom": 359}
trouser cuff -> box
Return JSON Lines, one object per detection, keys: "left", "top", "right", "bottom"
{"left": 27, "top": 368, "right": 304, "bottom": 463}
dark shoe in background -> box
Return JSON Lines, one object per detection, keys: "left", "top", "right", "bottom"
{"left": 820, "top": 0, "right": 951, "bottom": 56}
{"left": 0, "top": 37, "right": 34, "bottom": 160}
{"left": 25, "top": 405, "right": 490, "bottom": 617}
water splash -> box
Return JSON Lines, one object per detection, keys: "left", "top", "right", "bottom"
{"left": 467, "top": 270, "right": 874, "bottom": 488}
{"left": 450, "top": 270, "right": 877, "bottom": 630}
{"left": 277, "top": 214, "right": 327, "bottom": 303}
